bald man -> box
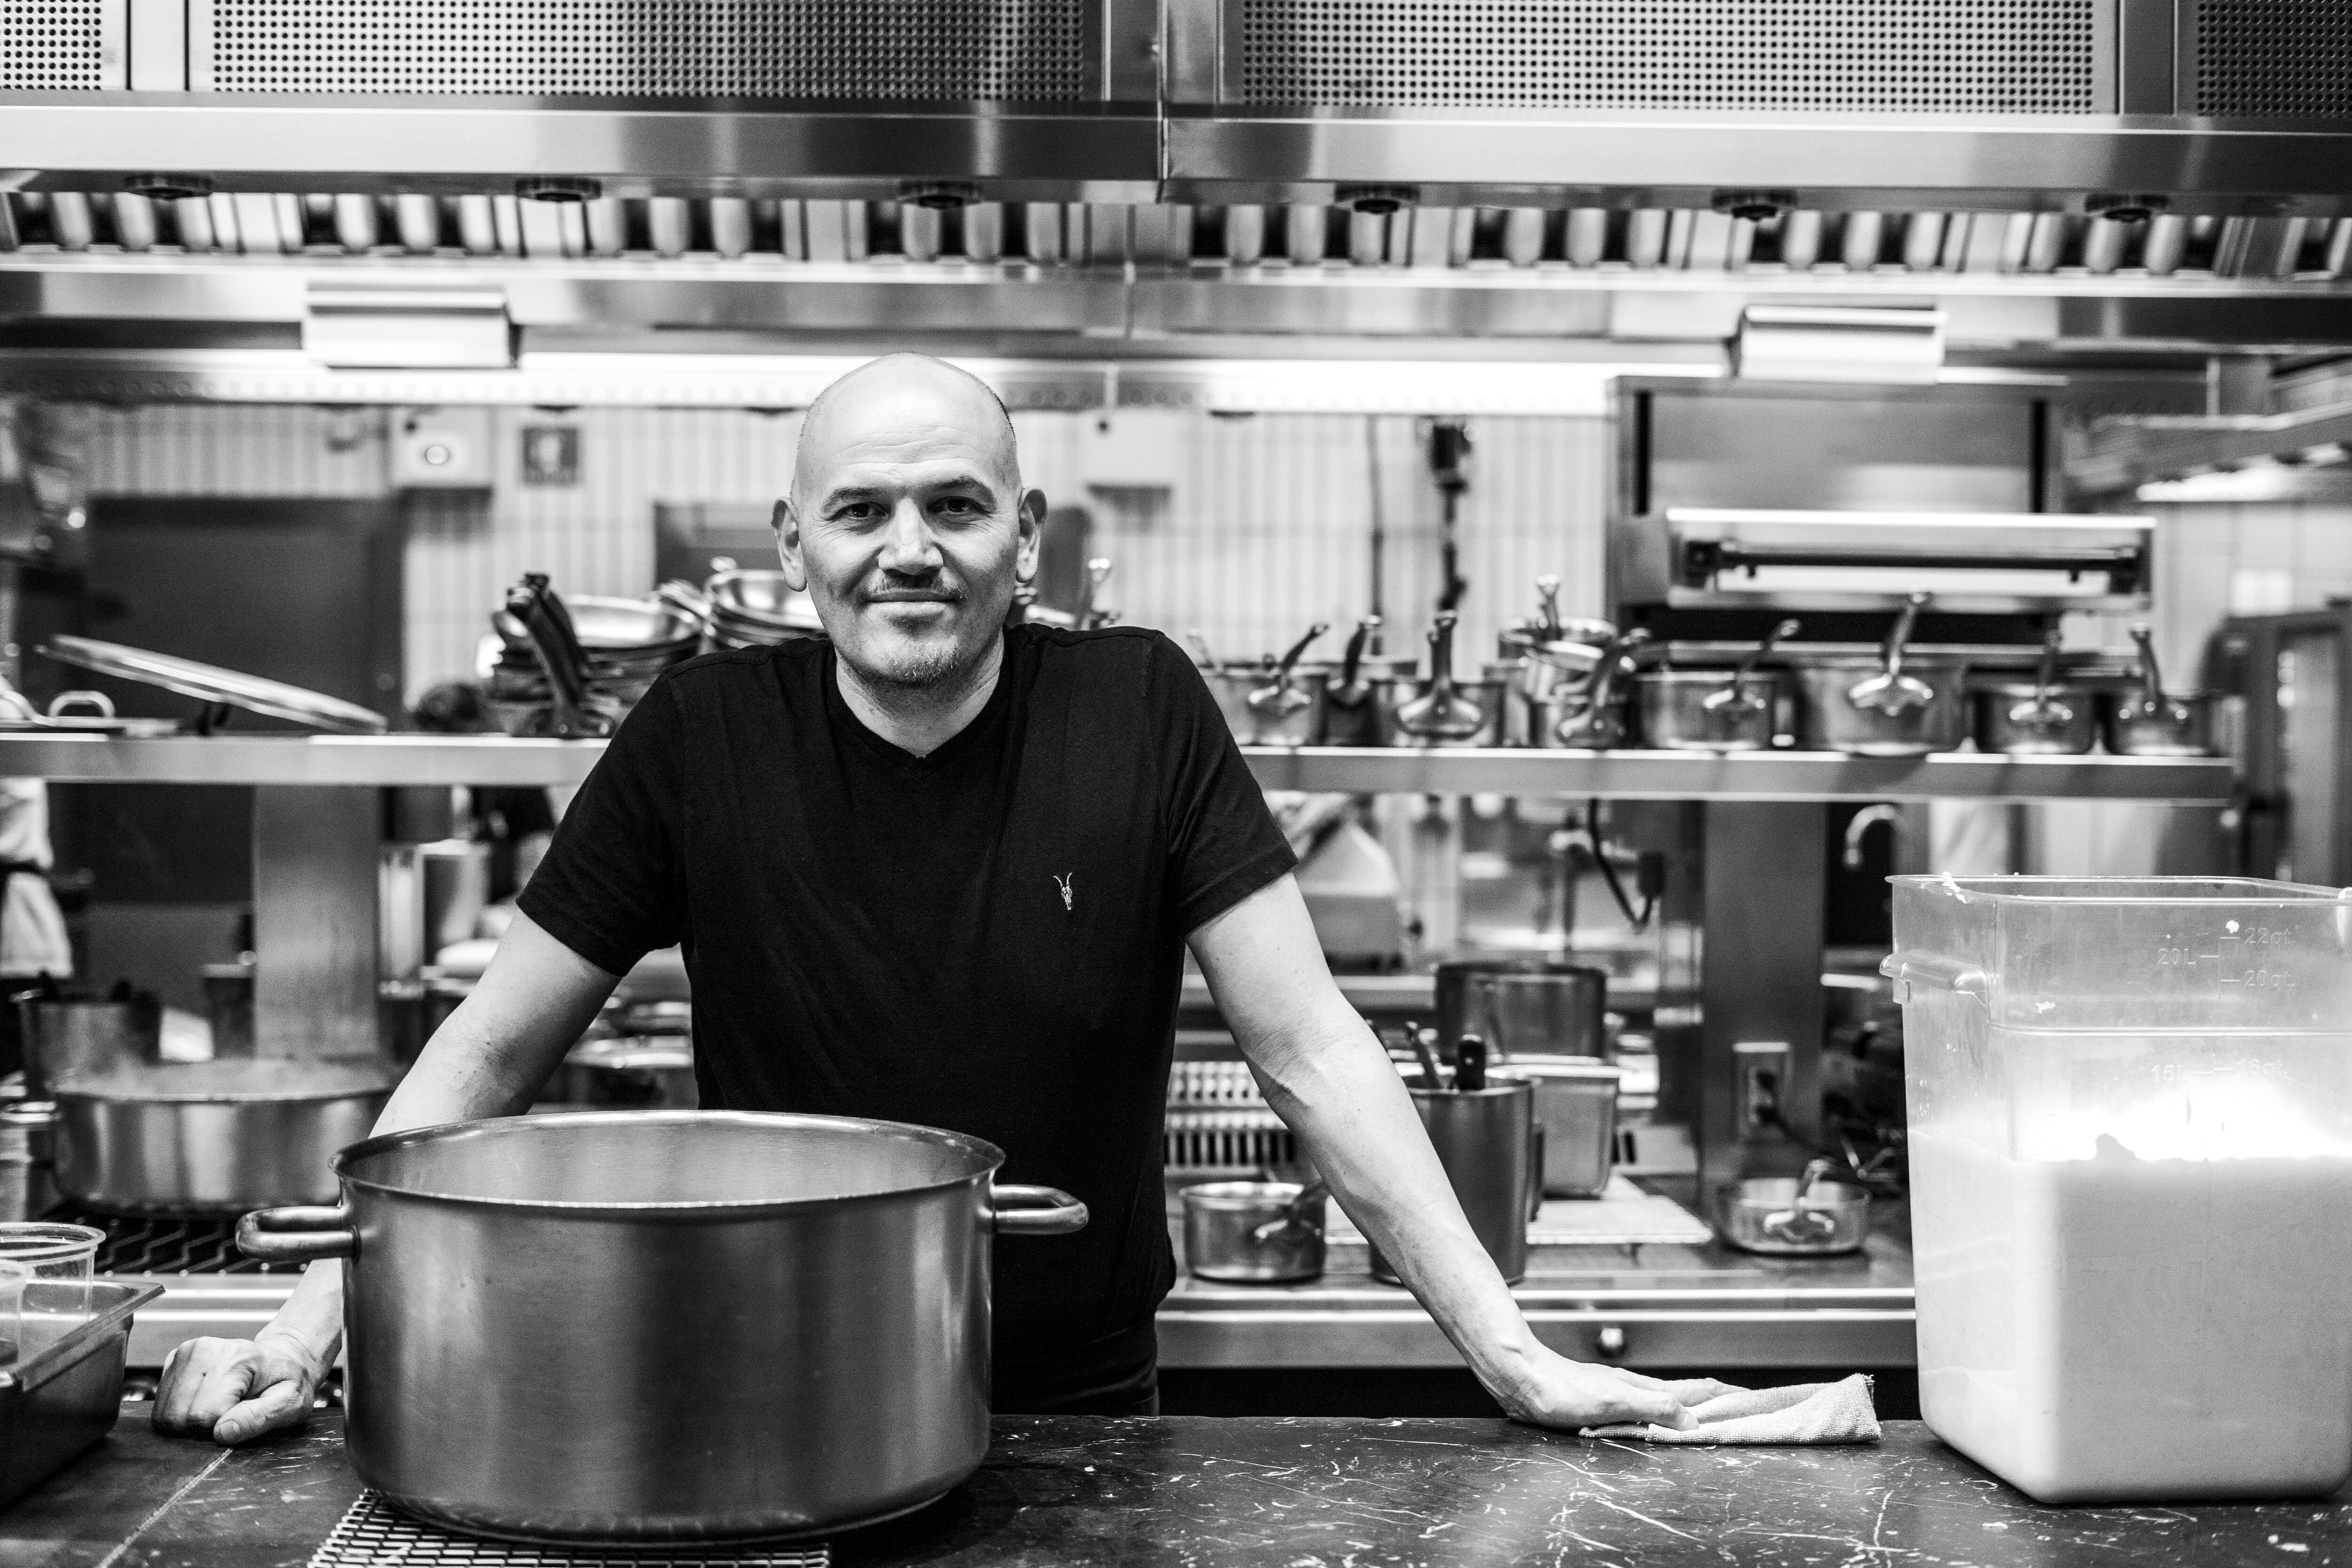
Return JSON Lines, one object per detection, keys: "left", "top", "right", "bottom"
{"left": 155, "top": 355, "right": 1724, "bottom": 1441}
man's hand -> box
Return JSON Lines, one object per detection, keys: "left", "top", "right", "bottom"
{"left": 153, "top": 1334, "right": 325, "bottom": 1445}
{"left": 1490, "top": 1342, "right": 1737, "bottom": 1432}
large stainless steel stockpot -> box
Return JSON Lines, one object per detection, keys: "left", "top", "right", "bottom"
{"left": 238, "top": 1110, "right": 1087, "bottom": 1544}
{"left": 56, "top": 1060, "right": 390, "bottom": 1215}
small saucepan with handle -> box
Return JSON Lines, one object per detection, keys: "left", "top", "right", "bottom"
{"left": 1973, "top": 629, "right": 2097, "bottom": 755}
{"left": 2099, "top": 622, "right": 2217, "bottom": 756}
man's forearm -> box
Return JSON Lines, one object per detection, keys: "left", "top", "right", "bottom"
{"left": 1249, "top": 1013, "right": 1549, "bottom": 1409}
{"left": 254, "top": 915, "right": 621, "bottom": 1357}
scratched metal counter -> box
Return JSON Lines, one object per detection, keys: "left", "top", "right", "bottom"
{"left": 8, "top": 1404, "right": 2349, "bottom": 1567}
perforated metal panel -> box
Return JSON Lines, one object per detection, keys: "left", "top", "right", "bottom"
{"left": 1, "top": 0, "right": 110, "bottom": 88}
{"left": 195, "top": 0, "right": 1089, "bottom": 98}
{"left": 313, "top": 1493, "right": 830, "bottom": 1567}
{"left": 1236, "top": 0, "right": 2101, "bottom": 111}
{"left": 2193, "top": 0, "right": 2352, "bottom": 119}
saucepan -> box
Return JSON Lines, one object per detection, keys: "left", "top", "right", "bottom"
{"left": 238, "top": 1110, "right": 1087, "bottom": 1544}
{"left": 1182, "top": 1178, "right": 1327, "bottom": 1283}
{"left": 1194, "top": 624, "right": 1333, "bottom": 746}
{"left": 1384, "top": 615, "right": 1507, "bottom": 747}
{"left": 1719, "top": 1161, "right": 1871, "bottom": 1256}
{"left": 1636, "top": 619, "right": 1798, "bottom": 752}
{"left": 1791, "top": 593, "right": 1969, "bottom": 756}
{"left": 2099, "top": 622, "right": 2216, "bottom": 756}
{"left": 1972, "top": 629, "right": 2096, "bottom": 755}
{"left": 1529, "top": 628, "right": 1648, "bottom": 748}
{"left": 1320, "top": 618, "right": 1417, "bottom": 747}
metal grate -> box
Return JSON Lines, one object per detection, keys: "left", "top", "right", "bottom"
{"left": 1237, "top": 0, "right": 2099, "bottom": 111}
{"left": 1165, "top": 1109, "right": 1295, "bottom": 1174}
{"left": 2193, "top": 0, "right": 2352, "bottom": 119}
{"left": 197, "top": 0, "right": 1089, "bottom": 98}
{"left": 55, "top": 1208, "right": 305, "bottom": 1277}
{"left": 313, "top": 1494, "right": 829, "bottom": 1568}
{"left": 0, "top": 0, "right": 108, "bottom": 87}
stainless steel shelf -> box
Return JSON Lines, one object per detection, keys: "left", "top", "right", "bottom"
{"left": 1246, "top": 747, "right": 2234, "bottom": 803}
{"left": 0, "top": 733, "right": 610, "bottom": 786}
{"left": 0, "top": 734, "right": 2235, "bottom": 799}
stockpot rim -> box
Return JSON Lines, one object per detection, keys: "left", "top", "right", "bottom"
{"left": 55, "top": 1082, "right": 392, "bottom": 1107}
{"left": 329, "top": 1108, "right": 1010, "bottom": 1217}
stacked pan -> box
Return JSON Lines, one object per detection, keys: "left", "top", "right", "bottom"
{"left": 489, "top": 579, "right": 702, "bottom": 737}
{"left": 700, "top": 569, "right": 824, "bottom": 650}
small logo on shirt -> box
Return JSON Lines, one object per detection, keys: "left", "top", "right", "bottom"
{"left": 1052, "top": 872, "right": 1074, "bottom": 913}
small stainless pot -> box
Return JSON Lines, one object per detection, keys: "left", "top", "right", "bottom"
{"left": 1792, "top": 657, "right": 1969, "bottom": 756}
{"left": 2103, "top": 623, "right": 2215, "bottom": 755}
{"left": 1636, "top": 671, "right": 1782, "bottom": 751}
{"left": 1973, "top": 682, "right": 2098, "bottom": 755}
{"left": 1181, "top": 1181, "right": 1326, "bottom": 1283}
{"left": 2101, "top": 689, "right": 2217, "bottom": 756}
{"left": 554, "top": 1036, "right": 698, "bottom": 1109}
{"left": 1719, "top": 1170, "right": 1870, "bottom": 1256}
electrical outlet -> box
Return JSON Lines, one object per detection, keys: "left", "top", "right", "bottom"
{"left": 1733, "top": 1040, "right": 1792, "bottom": 1138}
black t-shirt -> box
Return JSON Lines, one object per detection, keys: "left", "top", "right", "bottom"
{"left": 517, "top": 623, "right": 1295, "bottom": 1409}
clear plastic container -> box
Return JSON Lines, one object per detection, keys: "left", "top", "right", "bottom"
{"left": 0, "top": 1226, "right": 100, "bottom": 1282}
{"left": 1888, "top": 876, "right": 2352, "bottom": 1504}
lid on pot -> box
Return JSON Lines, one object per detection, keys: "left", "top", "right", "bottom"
{"left": 336, "top": 1109, "right": 1006, "bottom": 1213}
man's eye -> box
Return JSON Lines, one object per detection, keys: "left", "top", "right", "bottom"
{"left": 933, "top": 497, "right": 981, "bottom": 516}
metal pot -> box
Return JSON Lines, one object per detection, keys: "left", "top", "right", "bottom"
{"left": 1635, "top": 619, "right": 1797, "bottom": 752}
{"left": 1718, "top": 1164, "right": 1870, "bottom": 1256}
{"left": 17, "top": 992, "right": 159, "bottom": 1100}
{"left": 554, "top": 1036, "right": 698, "bottom": 1108}
{"left": 1972, "top": 630, "right": 2096, "bottom": 755}
{"left": 1791, "top": 596, "right": 1968, "bottom": 756}
{"left": 1504, "top": 1057, "right": 1621, "bottom": 1199}
{"left": 1383, "top": 615, "right": 1507, "bottom": 748}
{"left": 1445, "top": 962, "right": 1610, "bottom": 1059}
{"left": 1320, "top": 619, "right": 1414, "bottom": 747}
{"left": 237, "top": 1110, "right": 1088, "bottom": 1544}
{"left": 1526, "top": 628, "right": 1648, "bottom": 748}
{"left": 56, "top": 1059, "right": 391, "bottom": 1215}
{"left": 2101, "top": 622, "right": 2217, "bottom": 756}
{"left": 1181, "top": 1180, "right": 1326, "bottom": 1283}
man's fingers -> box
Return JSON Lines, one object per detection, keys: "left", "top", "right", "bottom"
{"left": 213, "top": 1378, "right": 310, "bottom": 1446}
{"left": 153, "top": 1343, "right": 246, "bottom": 1433}
{"left": 1591, "top": 1386, "right": 1697, "bottom": 1431}
{"left": 178, "top": 1358, "right": 267, "bottom": 1433}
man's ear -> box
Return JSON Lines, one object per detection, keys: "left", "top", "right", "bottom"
{"left": 1014, "top": 488, "right": 1047, "bottom": 585}
{"left": 773, "top": 498, "right": 808, "bottom": 591}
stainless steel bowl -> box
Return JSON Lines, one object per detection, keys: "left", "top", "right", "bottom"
{"left": 1181, "top": 1181, "right": 1326, "bottom": 1283}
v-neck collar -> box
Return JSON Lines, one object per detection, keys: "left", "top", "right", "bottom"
{"left": 820, "top": 634, "right": 1017, "bottom": 773}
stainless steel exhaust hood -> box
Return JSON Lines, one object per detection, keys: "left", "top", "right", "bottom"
{"left": 5, "top": 0, "right": 2352, "bottom": 210}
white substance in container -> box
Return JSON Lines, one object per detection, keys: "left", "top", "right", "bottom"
{"left": 1913, "top": 1120, "right": 2352, "bottom": 1503}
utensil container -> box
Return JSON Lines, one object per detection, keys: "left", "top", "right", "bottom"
{"left": 1887, "top": 874, "right": 2352, "bottom": 1504}
{"left": 0, "top": 1281, "right": 165, "bottom": 1510}
{"left": 1181, "top": 1181, "right": 1326, "bottom": 1282}
{"left": 1368, "top": 1078, "right": 1533, "bottom": 1284}
{"left": 1501, "top": 1057, "right": 1620, "bottom": 1198}
{"left": 238, "top": 1110, "right": 1087, "bottom": 1543}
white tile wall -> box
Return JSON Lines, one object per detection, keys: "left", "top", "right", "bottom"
{"left": 82, "top": 401, "right": 1610, "bottom": 703}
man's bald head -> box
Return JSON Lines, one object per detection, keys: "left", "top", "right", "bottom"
{"left": 791, "top": 353, "right": 1019, "bottom": 508}
{"left": 776, "top": 353, "right": 1046, "bottom": 701}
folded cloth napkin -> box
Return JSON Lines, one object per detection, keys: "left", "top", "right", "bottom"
{"left": 1582, "top": 1374, "right": 1881, "bottom": 1445}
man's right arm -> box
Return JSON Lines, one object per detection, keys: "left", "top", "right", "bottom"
{"left": 152, "top": 912, "right": 622, "bottom": 1445}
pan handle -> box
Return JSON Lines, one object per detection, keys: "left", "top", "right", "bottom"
{"left": 236, "top": 1204, "right": 356, "bottom": 1262}
{"left": 989, "top": 1184, "right": 1089, "bottom": 1238}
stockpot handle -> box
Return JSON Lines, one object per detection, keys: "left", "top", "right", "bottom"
{"left": 990, "top": 1184, "right": 1089, "bottom": 1237}
{"left": 237, "top": 1204, "right": 357, "bottom": 1262}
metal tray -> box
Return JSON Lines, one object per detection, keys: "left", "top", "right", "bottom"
{"left": 0, "top": 1281, "right": 166, "bottom": 1509}
{"left": 39, "top": 637, "right": 389, "bottom": 735}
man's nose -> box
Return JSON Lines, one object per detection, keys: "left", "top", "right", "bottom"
{"left": 878, "top": 499, "right": 943, "bottom": 575}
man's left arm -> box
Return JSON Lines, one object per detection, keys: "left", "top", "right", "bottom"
{"left": 1189, "top": 873, "right": 1729, "bottom": 1430}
